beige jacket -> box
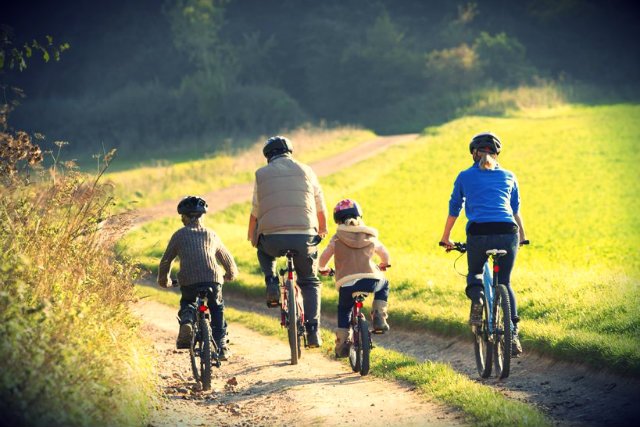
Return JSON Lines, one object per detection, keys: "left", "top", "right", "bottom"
{"left": 252, "top": 155, "right": 326, "bottom": 236}
{"left": 320, "top": 224, "right": 390, "bottom": 289}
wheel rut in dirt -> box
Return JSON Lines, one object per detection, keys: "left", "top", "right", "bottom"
{"left": 227, "top": 293, "right": 640, "bottom": 427}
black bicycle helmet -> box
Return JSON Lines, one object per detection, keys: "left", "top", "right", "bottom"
{"left": 263, "top": 135, "right": 293, "bottom": 160}
{"left": 177, "top": 196, "right": 208, "bottom": 216}
{"left": 469, "top": 132, "right": 502, "bottom": 154}
{"left": 333, "top": 199, "right": 363, "bottom": 224}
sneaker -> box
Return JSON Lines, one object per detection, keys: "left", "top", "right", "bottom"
{"left": 306, "top": 323, "right": 323, "bottom": 348}
{"left": 176, "top": 323, "right": 193, "bottom": 349}
{"left": 218, "top": 344, "right": 232, "bottom": 361}
{"left": 265, "top": 276, "right": 280, "bottom": 308}
{"left": 469, "top": 300, "right": 483, "bottom": 326}
{"left": 512, "top": 332, "right": 523, "bottom": 357}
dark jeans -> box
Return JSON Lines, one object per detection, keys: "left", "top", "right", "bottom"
{"left": 466, "top": 233, "right": 519, "bottom": 321}
{"left": 179, "top": 282, "right": 226, "bottom": 343}
{"left": 257, "top": 233, "right": 322, "bottom": 324}
{"left": 337, "top": 278, "right": 389, "bottom": 328}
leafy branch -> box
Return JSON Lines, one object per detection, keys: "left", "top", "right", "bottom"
{"left": 0, "top": 25, "right": 70, "bottom": 72}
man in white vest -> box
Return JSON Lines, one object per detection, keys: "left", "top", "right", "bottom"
{"left": 247, "top": 136, "right": 328, "bottom": 347}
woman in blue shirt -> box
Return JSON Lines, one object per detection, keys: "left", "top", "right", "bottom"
{"left": 440, "top": 132, "right": 528, "bottom": 356}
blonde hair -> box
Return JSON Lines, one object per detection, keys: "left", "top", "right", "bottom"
{"left": 343, "top": 217, "right": 363, "bottom": 226}
{"left": 478, "top": 152, "right": 498, "bottom": 170}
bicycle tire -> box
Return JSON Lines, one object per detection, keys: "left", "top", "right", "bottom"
{"left": 358, "top": 317, "right": 371, "bottom": 376}
{"left": 189, "top": 323, "right": 200, "bottom": 383}
{"left": 200, "top": 318, "right": 213, "bottom": 390}
{"left": 349, "top": 324, "right": 360, "bottom": 372}
{"left": 493, "top": 284, "right": 512, "bottom": 379}
{"left": 473, "top": 295, "right": 493, "bottom": 378}
{"left": 287, "top": 280, "right": 299, "bottom": 365}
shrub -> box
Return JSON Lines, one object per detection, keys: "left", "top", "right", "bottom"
{"left": 0, "top": 129, "right": 157, "bottom": 425}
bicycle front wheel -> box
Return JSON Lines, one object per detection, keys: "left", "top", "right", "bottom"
{"left": 286, "top": 280, "right": 299, "bottom": 365}
{"left": 493, "top": 284, "right": 512, "bottom": 379}
{"left": 199, "top": 318, "right": 213, "bottom": 390}
{"left": 473, "top": 295, "right": 493, "bottom": 378}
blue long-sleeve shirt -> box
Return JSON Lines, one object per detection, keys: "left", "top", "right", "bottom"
{"left": 448, "top": 162, "right": 520, "bottom": 227}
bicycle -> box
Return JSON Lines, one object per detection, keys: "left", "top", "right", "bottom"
{"left": 441, "top": 241, "right": 528, "bottom": 379}
{"left": 321, "top": 266, "right": 390, "bottom": 377}
{"left": 171, "top": 280, "right": 221, "bottom": 390}
{"left": 277, "top": 250, "right": 307, "bottom": 365}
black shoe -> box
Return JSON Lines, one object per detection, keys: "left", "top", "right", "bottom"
{"left": 305, "top": 323, "right": 323, "bottom": 348}
{"left": 265, "top": 276, "right": 280, "bottom": 307}
{"left": 176, "top": 323, "right": 193, "bottom": 349}
{"left": 469, "top": 300, "right": 483, "bottom": 326}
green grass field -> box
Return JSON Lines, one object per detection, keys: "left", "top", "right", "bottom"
{"left": 120, "top": 104, "right": 640, "bottom": 374}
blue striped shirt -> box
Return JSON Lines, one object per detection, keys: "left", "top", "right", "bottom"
{"left": 448, "top": 162, "right": 520, "bottom": 227}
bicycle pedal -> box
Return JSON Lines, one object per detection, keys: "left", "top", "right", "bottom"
{"left": 266, "top": 301, "right": 279, "bottom": 308}
{"left": 372, "top": 329, "right": 385, "bottom": 335}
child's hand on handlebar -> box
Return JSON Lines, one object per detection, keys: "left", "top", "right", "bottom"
{"left": 319, "top": 267, "right": 334, "bottom": 276}
{"left": 378, "top": 263, "right": 391, "bottom": 271}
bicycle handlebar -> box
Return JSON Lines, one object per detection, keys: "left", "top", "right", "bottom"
{"left": 439, "top": 241, "right": 467, "bottom": 253}
{"left": 440, "top": 240, "right": 530, "bottom": 253}
{"left": 320, "top": 264, "right": 391, "bottom": 277}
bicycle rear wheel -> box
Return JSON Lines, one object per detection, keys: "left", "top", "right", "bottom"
{"left": 286, "top": 280, "right": 299, "bottom": 365}
{"left": 189, "top": 324, "right": 200, "bottom": 383}
{"left": 349, "top": 324, "right": 360, "bottom": 372}
{"left": 199, "top": 318, "right": 213, "bottom": 390}
{"left": 493, "top": 284, "right": 512, "bottom": 379}
{"left": 358, "top": 317, "right": 371, "bottom": 376}
{"left": 473, "top": 295, "right": 493, "bottom": 378}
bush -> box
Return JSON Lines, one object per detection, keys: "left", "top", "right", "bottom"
{"left": 0, "top": 132, "right": 157, "bottom": 425}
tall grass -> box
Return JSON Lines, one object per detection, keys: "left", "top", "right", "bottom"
{"left": 121, "top": 104, "right": 640, "bottom": 375}
{"left": 0, "top": 139, "right": 156, "bottom": 425}
{"left": 104, "top": 125, "right": 375, "bottom": 210}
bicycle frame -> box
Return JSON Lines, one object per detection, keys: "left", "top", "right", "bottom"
{"left": 279, "top": 251, "right": 305, "bottom": 328}
{"left": 278, "top": 250, "right": 306, "bottom": 364}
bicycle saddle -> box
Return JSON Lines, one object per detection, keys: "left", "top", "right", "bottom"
{"left": 486, "top": 249, "right": 507, "bottom": 256}
{"left": 278, "top": 249, "right": 299, "bottom": 257}
{"left": 351, "top": 291, "right": 370, "bottom": 298}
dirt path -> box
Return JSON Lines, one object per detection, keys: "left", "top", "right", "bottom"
{"left": 132, "top": 134, "right": 418, "bottom": 225}
{"left": 136, "top": 300, "right": 464, "bottom": 427}
{"left": 226, "top": 295, "right": 640, "bottom": 427}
